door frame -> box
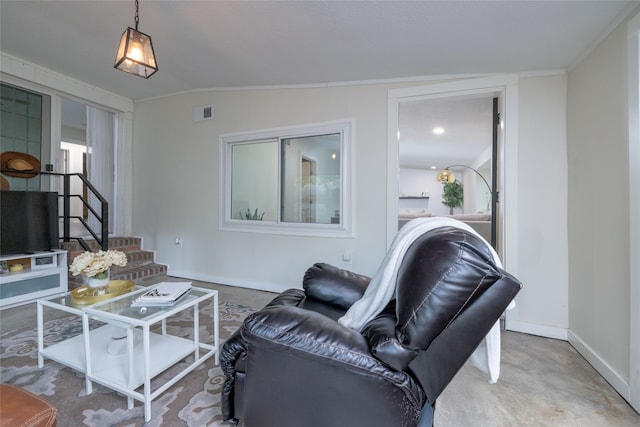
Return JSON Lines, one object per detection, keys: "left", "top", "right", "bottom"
{"left": 386, "top": 74, "right": 519, "bottom": 304}
{"left": 627, "top": 11, "right": 639, "bottom": 413}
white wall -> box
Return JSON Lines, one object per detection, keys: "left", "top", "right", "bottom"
{"left": 507, "top": 74, "right": 570, "bottom": 338}
{"left": 132, "top": 85, "right": 395, "bottom": 292}
{"left": 389, "top": 75, "right": 570, "bottom": 339}
{"left": 133, "top": 75, "right": 572, "bottom": 347}
{"left": 398, "top": 168, "right": 450, "bottom": 215}
{"left": 566, "top": 7, "right": 637, "bottom": 403}
{"left": 628, "top": 10, "right": 640, "bottom": 413}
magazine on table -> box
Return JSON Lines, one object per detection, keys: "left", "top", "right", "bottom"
{"left": 131, "top": 282, "right": 192, "bottom": 307}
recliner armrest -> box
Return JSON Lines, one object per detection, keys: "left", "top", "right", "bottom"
{"left": 241, "top": 305, "right": 423, "bottom": 402}
{"left": 239, "top": 306, "right": 425, "bottom": 427}
{"left": 302, "top": 263, "right": 370, "bottom": 310}
{"left": 362, "top": 302, "right": 418, "bottom": 371}
{"left": 220, "top": 288, "right": 306, "bottom": 422}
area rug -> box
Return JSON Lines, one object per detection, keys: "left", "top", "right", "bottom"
{"left": 0, "top": 300, "right": 256, "bottom": 426}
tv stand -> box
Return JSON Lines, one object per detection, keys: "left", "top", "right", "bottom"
{"left": 0, "top": 250, "right": 68, "bottom": 309}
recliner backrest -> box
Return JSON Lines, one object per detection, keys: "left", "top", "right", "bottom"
{"left": 362, "top": 227, "right": 518, "bottom": 375}
{"left": 394, "top": 227, "right": 503, "bottom": 351}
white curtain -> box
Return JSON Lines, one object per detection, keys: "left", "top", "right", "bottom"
{"left": 86, "top": 106, "right": 115, "bottom": 235}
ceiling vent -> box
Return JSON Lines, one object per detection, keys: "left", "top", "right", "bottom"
{"left": 194, "top": 106, "right": 213, "bottom": 122}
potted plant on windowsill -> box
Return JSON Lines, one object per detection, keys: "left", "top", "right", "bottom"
{"left": 239, "top": 208, "right": 265, "bottom": 220}
{"left": 442, "top": 180, "right": 463, "bottom": 215}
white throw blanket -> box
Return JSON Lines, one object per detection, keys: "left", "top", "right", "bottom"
{"left": 338, "top": 217, "right": 515, "bottom": 383}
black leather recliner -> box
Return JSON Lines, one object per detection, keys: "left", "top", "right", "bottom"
{"left": 221, "top": 227, "right": 522, "bottom": 427}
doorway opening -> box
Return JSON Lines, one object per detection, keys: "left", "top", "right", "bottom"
{"left": 387, "top": 75, "right": 519, "bottom": 264}
{"left": 60, "top": 97, "right": 116, "bottom": 237}
{"left": 397, "top": 94, "right": 499, "bottom": 247}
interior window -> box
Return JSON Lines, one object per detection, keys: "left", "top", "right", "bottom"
{"left": 221, "top": 120, "right": 352, "bottom": 236}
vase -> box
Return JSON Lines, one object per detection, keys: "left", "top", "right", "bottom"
{"left": 87, "top": 270, "right": 110, "bottom": 289}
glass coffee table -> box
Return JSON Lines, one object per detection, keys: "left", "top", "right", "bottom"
{"left": 37, "top": 282, "right": 143, "bottom": 380}
{"left": 37, "top": 285, "right": 219, "bottom": 422}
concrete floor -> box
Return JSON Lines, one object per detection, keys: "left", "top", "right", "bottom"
{"left": 2, "top": 280, "right": 638, "bottom": 426}
{"left": 438, "top": 331, "right": 639, "bottom": 426}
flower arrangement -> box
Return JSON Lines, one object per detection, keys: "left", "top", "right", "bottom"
{"left": 69, "top": 250, "right": 127, "bottom": 279}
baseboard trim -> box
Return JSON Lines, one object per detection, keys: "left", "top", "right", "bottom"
{"left": 567, "top": 330, "right": 631, "bottom": 402}
{"left": 506, "top": 320, "right": 568, "bottom": 340}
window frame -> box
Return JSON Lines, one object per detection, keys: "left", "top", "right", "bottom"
{"left": 220, "top": 119, "right": 353, "bottom": 237}
{"left": 0, "top": 81, "right": 51, "bottom": 192}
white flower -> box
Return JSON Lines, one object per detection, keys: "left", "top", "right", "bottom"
{"left": 69, "top": 250, "right": 127, "bottom": 278}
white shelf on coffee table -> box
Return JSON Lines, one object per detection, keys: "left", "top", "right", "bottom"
{"left": 41, "top": 324, "right": 197, "bottom": 389}
{"left": 88, "top": 327, "right": 195, "bottom": 388}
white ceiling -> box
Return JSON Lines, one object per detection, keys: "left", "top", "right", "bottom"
{"left": 1, "top": 1, "right": 635, "bottom": 101}
{"left": 399, "top": 94, "right": 495, "bottom": 169}
{"left": 1, "top": 0, "right": 636, "bottom": 167}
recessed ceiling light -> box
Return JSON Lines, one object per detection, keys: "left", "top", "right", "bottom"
{"left": 433, "top": 127, "right": 445, "bottom": 135}
{"left": 430, "top": 165, "right": 437, "bottom": 169}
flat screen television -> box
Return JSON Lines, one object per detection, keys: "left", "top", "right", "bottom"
{"left": 1, "top": 190, "right": 59, "bottom": 256}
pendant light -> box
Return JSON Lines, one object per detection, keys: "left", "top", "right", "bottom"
{"left": 114, "top": 0, "right": 158, "bottom": 78}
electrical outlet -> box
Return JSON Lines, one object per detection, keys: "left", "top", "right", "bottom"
{"left": 342, "top": 252, "right": 352, "bottom": 265}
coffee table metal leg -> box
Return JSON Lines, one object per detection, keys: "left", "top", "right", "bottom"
{"left": 214, "top": 292, "right": 219, "bottom": 364}
{"left": 82, "top": 312, "right": 93, "bottom": 394}
{"left": 143, "top": 325, "right": 152, "bottom": 422}
{"left": 127, "top": 326, "right": 135, "bottom": 410}
{"left": 194, "top": 305, "right": 200, "bottom": 360}
{"left": 37, "top": 302, "right": 44, "bottom": 368}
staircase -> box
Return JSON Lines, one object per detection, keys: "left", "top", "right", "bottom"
{"left": 61, "top": 237, "right": 168, "bottom": 289}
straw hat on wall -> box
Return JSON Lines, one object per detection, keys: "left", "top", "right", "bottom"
{"left": 0, "top": 151, "right": 41, "bottom": 178}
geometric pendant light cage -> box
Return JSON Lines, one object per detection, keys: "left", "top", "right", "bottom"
{"left": 114, "top": 0, "right": 158, "bottom": 78}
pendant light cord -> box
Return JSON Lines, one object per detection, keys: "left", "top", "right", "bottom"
{"left": 134, "top": 0, "right": 140, "bottom": 31}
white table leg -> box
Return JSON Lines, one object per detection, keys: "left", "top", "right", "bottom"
{"left": 194, "top": 304, "right": 200, "bottom": 360}
{"left": 82, "top": 312, "right": 93, "bottom": 394}
{"left": 127, "top": 326, "right": 135, "bottom": 409}
{"left": 143, "top": 325, "right": 151, "bottom": 422}
{"left": 214, "top": 292, "right": 219, "bottom": 365}
{"left": 37, "top": 302, "right": 44, "bottom": 368}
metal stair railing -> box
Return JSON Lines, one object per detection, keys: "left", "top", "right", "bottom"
{"left": 59, "top": 172, "right": 109, "bottom": 252}
{"left": 1, "top": 169, "right": 109, "bottom": 252}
